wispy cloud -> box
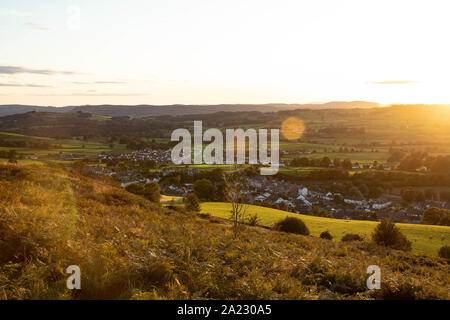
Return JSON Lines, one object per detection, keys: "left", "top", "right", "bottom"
{"left": 94, "top": 81, "right": 126, "bottom": 84}
{"left": 71, "top": 81, "right": 127, "bottom": 85}
{"left": 69, "top": 92, "right": 146, "bottom": 96}
{"left": 24, "top": 22, "right": 51, "bottom": 31}
{"left": 0, "top": 82, "right": 53, "bottom": 88}
{"left": 0, "top": 9, "right": 31, "bottom": 17}
{"left": 0, "top": 66, "right": 80, "bottom": 75}
{"left": 23, "top": 92, "right": 148, "bottom": 97}
{"left": 366, "top": 80, "right": 418, "bottom": 85}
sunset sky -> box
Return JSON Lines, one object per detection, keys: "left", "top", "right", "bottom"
{"left": 1, "top": 0, "right": 450, "bottom": 106}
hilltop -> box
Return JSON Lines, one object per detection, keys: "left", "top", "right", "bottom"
{"left": 0, "top": 101, "right": 380, "bottom": 117}
{"left": 0, "top": 163, "right": 448, "bottom": 300}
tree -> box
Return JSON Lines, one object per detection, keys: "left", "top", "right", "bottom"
{"left": 184, "top": 193, "right": 200, "bottom": 213}
{"left": 401, "top": 187, "right": 417, "bottom": 203}
{"left": 320, "top": 157, "right": 331, "bottom": 167}
{"left": 333, "top": 158, "right": 342, "bottom": 168}
{"left": 342, "top": 159, "right": 352, "bottom": 170}
{"left": 347, "top": 186, "right": 363, "bottom": 199}
{"left": 143, "top": 182, "right": 160, "bottom": 203}
{"left": 372, "top": 219, "right": 411, "bottom": 251}
{"left": 215, "top": 183, "right": 228, "bottom": 202}
{"left": 415, "top": 191, "right": 426, "bottom": 203}
{"left": 291, "top": 157, "right": 310, "bottom": 167}
{"left": 126, "top": 182, "right": 160, "bottom": 203}
{"left": 224, "top": 174, "right": 249, "bottom": 238}
{"left": 422, "top": 207, "right": 450, "bottom": 226}
{"left": 194, "top": 179, "right": 216, "bottom": 201}
{"left": 7, "top": 149, "right": 17, "bottom": 164}
{"left": 368, "top": 186, "right": 384, "bottom": 199}
{"left": 310, "top": 206, "right": 331, "bottom": 217}
{"left": 125, "top": 183, "right": 145, "bottom": 195}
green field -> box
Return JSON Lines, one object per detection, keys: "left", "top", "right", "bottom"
{"left": 200, "top": 202, "right": 450, "bottom": 256}
{"left": 0, "top": 131, "right": 128, "bottom": 160}
{"left": 160, "top": 194, "right": 183, "bottom": 204}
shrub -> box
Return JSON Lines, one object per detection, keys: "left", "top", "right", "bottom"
{"left": 247, "top": 213, "right": 260, "bottom": 226}
{"left": 194, "top": 179, "right": 216, "bottom": 201}
{"left": 341, "top": 233, "right": 363, "bottom": 242}
{"left": 125, "top": 182, "right": 161, "bottom": 203}
{"left": 273, "top": 217, "right": 310, "bottom": 235}
{"left": 184, "top": 193, "right": 200, "bottom": 213}
{"left": 372, "top": 280, "right": 437, "bottom": 300}
{"left": 320, "top": 230, "right": 333, "bottom": 240}
{"left": 143, "top": 182, "right": 161, "bottom": 203}
{"left": 422, "top": 207, "right": 450, "bottom": 226}
{"left": 371, "top": 219, "right": 412, "bottom": 251}
{"left": 438, "top": 245, "right": 450, "bottom": 259}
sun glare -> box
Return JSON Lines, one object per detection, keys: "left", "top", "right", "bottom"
{"left": 280, "top": 117, "right": 305, "bottom": 141}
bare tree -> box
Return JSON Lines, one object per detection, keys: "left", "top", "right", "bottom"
{"left": 224, "top": 174, "right": 249, "bottom": 238}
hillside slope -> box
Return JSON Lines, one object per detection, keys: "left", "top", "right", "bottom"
{"left": 0, "top": 164, "right": 448, "bottom": 300}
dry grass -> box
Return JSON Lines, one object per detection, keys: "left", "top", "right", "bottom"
{"left": 0, "top": 164, "right": 448, "bottom": 300}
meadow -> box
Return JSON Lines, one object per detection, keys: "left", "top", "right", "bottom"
{"left": 200, "top": 202, "right": 450, "bottom": 256}
{"left": 0, "top": 131, "right": 127, "bottom": 160}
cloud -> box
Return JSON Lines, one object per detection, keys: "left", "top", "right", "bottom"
{"left": 0, "top": 9, "right": 31, "bottom": 16}
{"left": 366, "top": 80, "right": 418, "bottom": 85}
{"left": 71, "top": 81, "right": 127, "bottom": 85}
{"left": 0, "top": 82, "right": 53, "bottom": 88}
{"left": 23, "top": 92, "right": 148, "bottom": 96}
{"left": 69, "top": 92, "right": 146, "bottom": 96}
{"left": 0, "top": 66, "right": 80, "bottom": 75}
{"left": 94, "top": 81, "right": 126, "bottom": 84}
{"left": 24, "top": 22, "right": 51, "bottom": 31}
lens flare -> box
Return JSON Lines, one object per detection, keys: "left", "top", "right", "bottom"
{"left": 280, "top": 117, "right": 305, "bottom": 140}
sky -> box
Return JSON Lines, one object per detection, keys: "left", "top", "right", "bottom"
{"left": 1, "top": 0, "right": 450, "bottom": 106}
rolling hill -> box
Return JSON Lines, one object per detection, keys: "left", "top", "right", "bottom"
{"left": 0, "top": 101, "right": 380, "bottom": 118}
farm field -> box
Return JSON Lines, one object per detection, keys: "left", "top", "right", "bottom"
{"left": 160, "top": 194, "right": 183, "bottom": 204}
{"left": 0, "top": 131, "right": 128, "bottom": 159}
{"left": 200, "top": 202, "right": 450, "bottom": 256}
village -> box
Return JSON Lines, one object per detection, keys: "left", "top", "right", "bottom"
{"left": 68, "top": 147, "right": 447, "bottom": 225}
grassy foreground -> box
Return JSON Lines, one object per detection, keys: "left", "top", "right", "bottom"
{"left": 201, "top": 202, "right": 450, "bottom": 256}
{"left": 0, "top": 164, "right": 448, "bottom": 299}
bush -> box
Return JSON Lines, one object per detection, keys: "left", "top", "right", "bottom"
{"left": 273, "top": 217, "right": 309, "bottom": 235}
{"left": 184, "top": 193, "right": 201, "bottom": 213}
{"left": 125, "top": 182, "right": 160, "bottom": 203}
{"left": 438, "top": 245, "right": 450, "bottom": 259}
{"left": 372, "top": 280, "right": 437, "bottom": 300}
{"left": 320, "top": 230, "right": 333, "bottom": 240}
{"left": 247, "top": 213, "right": 260, "bottom": 226}
{"left": 372, "top": 219, "right": 412, "bottom": 251}
{"left": 194, "top": 179, "right": 216, "bottom": 201}
{"left": 341, "top": 233, "right": 363, "bottom": 242}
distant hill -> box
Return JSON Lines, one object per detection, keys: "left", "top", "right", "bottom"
{"left": 0, "top": 101, "right": 380, "bottom": 117}
{"left": 0, "top": 105, "right": 67, "bottom": 116}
